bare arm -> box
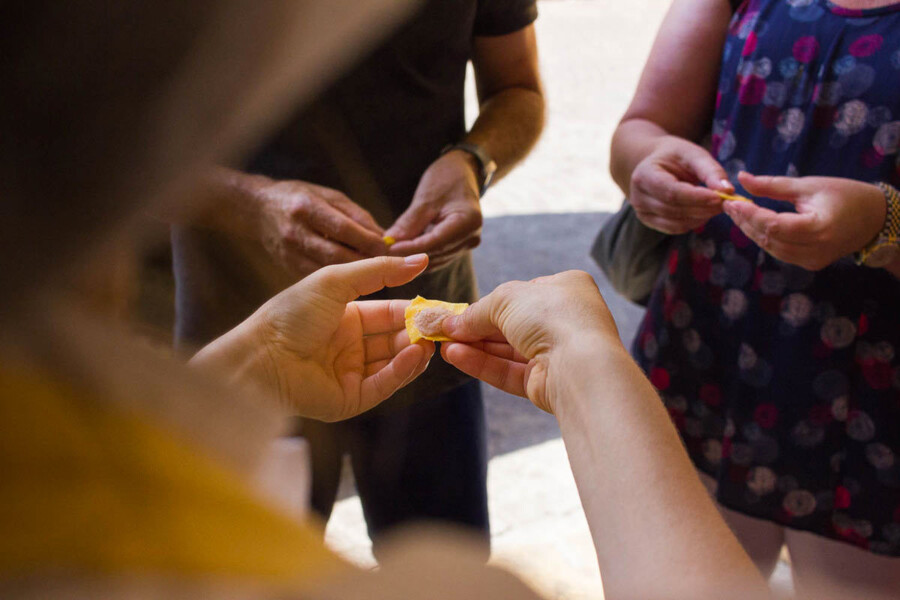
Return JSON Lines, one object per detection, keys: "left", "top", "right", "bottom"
{"left": 441, "top": 273, "right": 769, "bottom": 599}
{"left": 385, "top": 25, "right": 544, "bottom": 261}
{"left": 467, "top": 25, "right": 545, "bottom": 181}
{"left": 609, "top": 0, "right": 735, "bottom": 234}
{"left": 150, "top": 166, "right": 265, "bottom": 238}
{"left": 169, "top": 166, "right": 388, "bottom": 279}
{"left": 556, "top": 343, "right": 767, "bottom": 599}
{"left": 610, "top": 0, "right": 730, "bottom": 191}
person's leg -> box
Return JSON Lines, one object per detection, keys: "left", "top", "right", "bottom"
{"left": 299, "top": 418, "right": 346, "bottom": 523}
{"left": 786, "top": 528, "right": 900, "bottom": 600}
{"left": 349, "top": 380, "right": 490, "bottom": 556}
{"left": 699, "top": 472, "right": 786, "bottom": 578}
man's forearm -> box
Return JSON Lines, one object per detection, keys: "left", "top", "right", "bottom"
{"left": 553, "top": 341, "right": 767, "bottom": 600}
{"left": 152, "top": 166, "right": 269, "bottom": 240}
{"left": 464, "top": 87, "right": 545, "bottom": 181}
{"left": 191, "top": 166, "right": 272, "bottom": 239}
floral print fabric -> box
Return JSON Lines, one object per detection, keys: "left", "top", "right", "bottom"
{"left": 634, "top": 0, "right": 900, "bottom": 554}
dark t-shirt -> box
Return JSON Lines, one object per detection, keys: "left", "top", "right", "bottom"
{"left": 173, "top": 0, "right": 537, "bottom": 403}
{"left": 244, "top": 0, "right": 538, "bottom": 225}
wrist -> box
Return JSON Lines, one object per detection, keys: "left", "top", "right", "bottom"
{"left": 551, "top": 339, "right": 658, "bottom": 444}
{"left": 437, "top": 149, "right": 483, "bottom": 203}
{"left": 238, "top": 172, "right": 282, "bottom": 242}
{"left": 203, "top": 168, "right": 274, "bottom": 241}
{"left": 448, "top": 149, "right": 481, "bottom": 184}
{"left": 546, "top": 334, "right": 631, "bottom": 418}
{"left": 658, "top": 134, "right": 692, "bottom": 152}
{"left": 442, "top": 142, "right": 496, "bottom": 196}
{"left": 190, "top": 316, "right": 276, "bottom": 399}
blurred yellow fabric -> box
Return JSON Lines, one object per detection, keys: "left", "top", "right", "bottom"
{"left": 0, "top": 364, "right": 343, "bottom": 586}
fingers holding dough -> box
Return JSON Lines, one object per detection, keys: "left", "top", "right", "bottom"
{"left": 405, "top": 296, "right": 469, "bottom": 343}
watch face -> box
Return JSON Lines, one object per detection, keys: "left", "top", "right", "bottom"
{"left": 866, "top": 243, "right": 900, "bottom": 268}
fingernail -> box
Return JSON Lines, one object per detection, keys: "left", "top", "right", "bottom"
{"left": 720, "top": 178, "right": 734, "bottom": 190}
{"left": 404, "top": 253, "right": 428, "bottom": 265}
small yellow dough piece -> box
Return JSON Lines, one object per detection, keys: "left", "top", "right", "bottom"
{"left": 405, "top": 295, "right": 469, "bottom": 343}
{"left": 715, "top": 190, "right": 753, "bottom": 203}
{"left": 383, "top": 236, "right": 396, "bottom": 246}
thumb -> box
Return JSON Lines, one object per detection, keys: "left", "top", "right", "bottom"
{"left": 443, "top": 291, "right": 511, "bottom": 344}
{"left": 309, "top": 254, "right": 429, "bottom": 303}
{"left": 738, "top": 171, "right": 800, "bottom": 203}
{"left": 686, "top": 151, "right": 733, "bottom": 192}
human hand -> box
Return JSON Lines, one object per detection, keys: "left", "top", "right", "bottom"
{"left": 439, "top": 271, "right": 622, "bottom": 414}
{"left": 194, "top": 255, "right": 435, "bottom": 422}
{"left": 384, "top": 150, "right": 483, "bottom": 269}
{"left": 723, "top": 172, "right": 886, "bottom": 271}
{"left": 629, "top": 136, "right": 732, "bottom": 234}
{"left": 256, "top": 178, "right": 388, "bottom": 278}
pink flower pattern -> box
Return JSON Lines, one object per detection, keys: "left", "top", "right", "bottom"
{"left": 635, "top": 0, "right": 900, "bottom": 556}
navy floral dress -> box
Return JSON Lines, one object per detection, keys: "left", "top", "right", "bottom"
{"left": 634, "top": 0, "right": 900, "bottom": 555}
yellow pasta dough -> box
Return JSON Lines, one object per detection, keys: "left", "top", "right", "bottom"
{"left": 405, "top": 295, "right": 469, "bottom": 343}
{"left": 715, "top": 190, "right": 753, "bottom": 203}
{"left": 383, "top": 236, "right": 396, "bottom": 246}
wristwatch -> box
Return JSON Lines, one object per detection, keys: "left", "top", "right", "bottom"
{"left": 856, "top": 182, "right": 900, "bottom": 267}
{"left": 441, "top": 142, "right": 497, "bottom": 196}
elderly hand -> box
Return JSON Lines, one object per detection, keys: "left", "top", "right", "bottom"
{"left": 385, "top": 150, "right": 483, "bottom": 269}
{"left": 192, "top": 255, "right": 435, "bottom": 422}
{"left": 440, "top": 271, "right": 621, "bottom": 414}
{"left": 629, "top": 136, "right": 732, "bottom": 234}
{"left": 256, "top": 177, "right": 388, "bottom": 278}
{"left": 723, "top": 172, "right": 886, "bottom": 271}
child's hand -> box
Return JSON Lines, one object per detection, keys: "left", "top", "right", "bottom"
{"left": 724, "top": 172, "right": 886, "bottom": 271}
{"left": 629, "top": 136, "right": 732, "bottom": 234}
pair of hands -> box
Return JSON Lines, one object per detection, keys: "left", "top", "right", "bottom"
{"left": 255, "top": 150, "right": 482, "bottom": 277}
{"left": 630, "top": 136, "right": 887, "bottom": 271}
{"left": 195, "top": 254, "right": 620, "bottom": 422}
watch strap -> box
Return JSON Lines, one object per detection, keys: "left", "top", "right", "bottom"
{"left": 441, "top": 142, "right": 496, "bottom": 196}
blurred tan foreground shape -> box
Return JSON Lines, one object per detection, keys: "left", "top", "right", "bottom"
{"left": 0, "top": 1, "right": 541, "bottom": 599}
